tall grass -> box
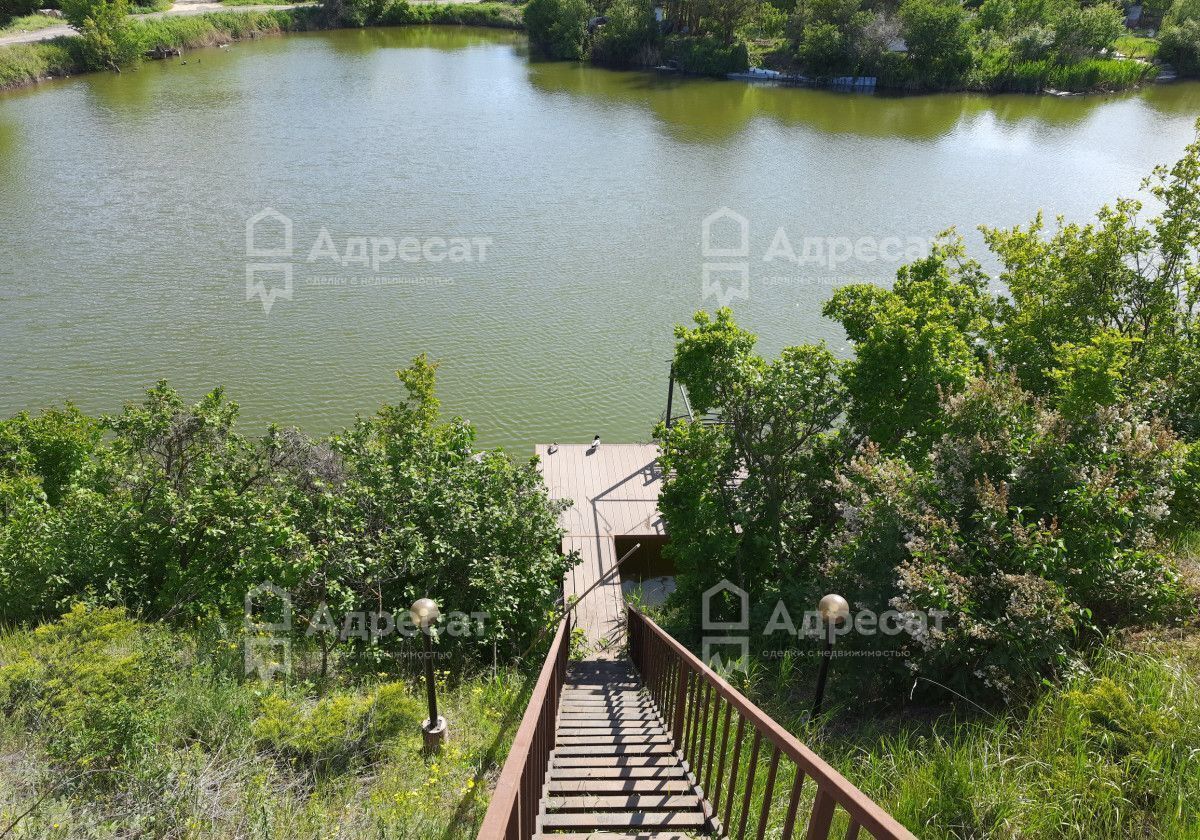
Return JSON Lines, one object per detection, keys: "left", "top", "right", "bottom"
{"left": 0, "top": 38, "right": 82, "bottom": 89}
{"left": 0, "top": 612, "right": 535, "bottom": 839}
{"left": 699, "top": 641, "right": 1200, "bottom": 839}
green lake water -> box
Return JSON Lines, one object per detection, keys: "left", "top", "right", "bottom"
{"left": 2, "top": 26, "right": 1199, "bottom": 450}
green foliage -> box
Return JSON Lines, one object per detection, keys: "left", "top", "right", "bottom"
{"left": 378, "top": 0, "right": 523, "bottom": 26}
{"left": 661, "top": 309, "right": 846, "bottom": 605}
{"left": 663, "top": 34, "right": 752, "bottom": 72}
{"left": 827, "top": 645, "right": 1200, "bottom": 839}
{"left": 60, "top": 0, "right": 141, "bottom": 70}
{"left": 0, "top": 358, "right": 572, "bottom": 667}
{"left": 523, "top": 0, "right": 592, "bottom": 59}
{"left": 898, "top": 0, "right": 973, "bottom": 86}
{"left": 0, "top": 605, "right": 175, "bottom": 769}
{"left": 659, "top": 128, "right": 1200, "bottom": 703}
{"left": 1166, "top": 0, "right": 1200, "bottom": 24}
{"left": 0, "top": 609, "right": 531, "bottom": 836}
{"left": 1160, "top": 19, "right": 1200, "bottom": 75}
{"left": 824, "top": 236, "right": 992, "bottom": 451}
{"left": 590, "top": 0, "right": 658, "bottom": 66}
{"left": 1049, "top": 1, "right": 1122, "bottom": 60}
{"left": 699, "top": 0, "right": 761, "bottom": 45}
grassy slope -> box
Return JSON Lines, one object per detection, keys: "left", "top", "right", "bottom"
{"left": 0, "top": 613, "right": 532, "bottom": 839}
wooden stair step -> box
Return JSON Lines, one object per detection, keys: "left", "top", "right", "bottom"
{"left": 549, "top": 766, "right": 687, "bottom": 779}
{"left": 556, "top": 723, "right": 665, "bottom": 733}
{"left": 555, "top": 744, "right": 675, "bottom": 756}
{"left": 539, "top": 811, "right": 707, "bottom": 830}
{"left": 553, "top": 755, "right": 678, "bottom": 768}
{"left": 545, "top": 779, "right": 692, "bottom": 794}
{"left": 555, "top": 735, "right": 673, "bottom": 747}
{"left": 544, "top": 794, "right": 702, "bottom": 811}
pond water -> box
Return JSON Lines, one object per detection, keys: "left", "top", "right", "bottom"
{"left": 2, "top": 26, "right": 1199, "bottom": 450}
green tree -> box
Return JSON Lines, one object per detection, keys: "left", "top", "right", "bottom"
{"left": 898, "top": 0, "right": 973, "bottom": 86}
{"left": 1051, "top": 2, "right": 1122, "bottom": 61}
{"left": 524, "top": 0, "right": 593, "bottom": 59}
{"left": 1160, "top": 19, "right": 1200, "bottom": 76}
{"left": 700, "top": 0, "right": 761, "bottom": 44}
{"left": 61, "top": 0, "right": 142, "bottom": 71}
{"left": 590, "top": 0, "right": 659, "bottom": 66}
{"left": 658, "top": 310, "right": 846, "bottom": 612}
{"left": 823, "top": 235, "right": 993, "bottom": 452}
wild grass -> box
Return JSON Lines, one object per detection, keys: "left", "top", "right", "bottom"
{"left": 1115, "top": 33, "right": 1160, "bottom": 60}
{"left": 688, "top": 637, "right": 1200, "bottom": 839}
{"left": 131, "top": 8, "right": 307, "bottom": 49}
{"left": 376, "top": 1, "right": 523, "bottom": 29}
{"left": 129, "top": 0, "right": 173, "bottom": 14}
{"left": 0, "top": 38, "right": 82, "bottom": 89}
{"left": 0, "top": 13, "right": 63, "bottom": 36}
{"left": 0, "top": 608, "right": 534, "bottom": 839}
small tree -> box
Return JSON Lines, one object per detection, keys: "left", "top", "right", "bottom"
{"left": 700, "top": 0, "right": 760, "bottom": 45}
{"left": 524, "top": 0, "right": 594, "bottom": 59}
{"left": 591, "top": 0, "right": 659, "bottom": 66}
{"left": 898, "top": 0, "right": 972, "bottom": 87}
{"left": 1051, "top": 2, "right": 1122, "bottom": 61}
{"left": 61, "top": 0, "right": 142, "bottom": 71}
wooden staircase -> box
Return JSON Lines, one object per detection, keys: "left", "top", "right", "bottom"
{"left": 536, "top": 659, "right": 711, "bottom": 839}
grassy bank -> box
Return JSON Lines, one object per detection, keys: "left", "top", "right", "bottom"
{"left": 0, "top": 9, "right": 306, "bottom": 89}
{"left": 0, "top": 605, "right": 532, "bottom": 838}
{"left": 0, "top": 3, "right": 522, "bottom": 91}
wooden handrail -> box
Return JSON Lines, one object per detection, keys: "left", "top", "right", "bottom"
{"left": 477, "top": 614, "right": 572, "bottom": 840}
{"left": 628, "top": 605, "right": 918, "bottom": 840}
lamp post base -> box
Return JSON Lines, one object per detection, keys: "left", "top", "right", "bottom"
{"left": 422, "top": 716, "right": 449, "bottom": 754}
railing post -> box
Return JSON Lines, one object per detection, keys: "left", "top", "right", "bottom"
{"left": 805, "top": 789, "right": 837, "bottom": 840}
{"left": 672, "top": 660, "right": 689, "bottom": 746}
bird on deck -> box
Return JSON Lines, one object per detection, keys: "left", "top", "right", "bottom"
{"left": 589, "top": 435, "right": 601, "bottom": 452}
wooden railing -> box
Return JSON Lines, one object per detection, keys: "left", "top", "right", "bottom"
{"left": 477, "top": 615, "right": 572, "bottom": 840}
{"left": 628, "top": 606, "right": 918, "bottom": 840}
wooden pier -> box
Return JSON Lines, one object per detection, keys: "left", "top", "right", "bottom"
{"left": 535, "top": 442, "right": 665, "bottom": 655}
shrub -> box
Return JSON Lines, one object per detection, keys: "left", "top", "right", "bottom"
{"left": 662, "top": 33, "right": 750, "bottom": 73}
{"left": 795, "top": 20, "right": 849, "bottom": 73}
{"left": 0, "top": 359, "right": 572, "bottom": 669}
{"left": 523, "top": 0, "right": 592, "bottom": 59}
{"left": 60, "top": 0, "right": 143, "bottom": 70}
{"left": 253, "top": 693, "right": 373, "bottom": 770}
{"left": 1160, "top": 19, "right": 1200, "bottom": 76}
{"left": 0, "top": 605, "right": 176, "bottom": 769}
{"left": 590, "top": 0, "right": 658, "bottom": 67}
{"left": 1050, "top": 2, "right": 1123, "bottom": 61}
{"left": 898, "top": 0, "right": 972, "bottom": 86}
{"left": 0, "top": 39, "right": 83, "bottom": 89}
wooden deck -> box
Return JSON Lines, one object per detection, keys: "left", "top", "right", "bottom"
{"left": 536, "top": 443, "right": 665, "bottom": 654}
